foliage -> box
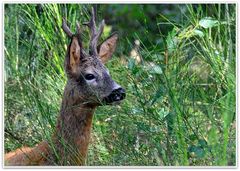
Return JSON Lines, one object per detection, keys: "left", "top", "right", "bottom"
{"left": 4, "top": 4, "right": 236, "bottom": 166}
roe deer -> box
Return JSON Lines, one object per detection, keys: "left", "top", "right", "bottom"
{"left": 5, "top": 7, "right": 126, "bottom": 166}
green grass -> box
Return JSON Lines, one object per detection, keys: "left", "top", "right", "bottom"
{"left": 4, "top": 4, "right": 236, "bottom": 166}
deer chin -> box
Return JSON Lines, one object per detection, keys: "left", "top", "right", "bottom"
{"left": 101, "top": 98, "right": 123, "bottom": 105}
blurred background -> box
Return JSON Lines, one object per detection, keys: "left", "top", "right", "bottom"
{"left": 4, "top": 4, "right": 236, "bottom": 166}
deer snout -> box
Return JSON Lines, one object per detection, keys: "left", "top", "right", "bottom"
{"left": 111, "top": 87, "right": 126, "bottom": 101}
{"left": 103, "top": 87, "right": 126, "bottom": 104}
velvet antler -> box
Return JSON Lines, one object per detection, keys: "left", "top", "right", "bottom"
{"left": 84, "top": 7, "right": 105, "bottom": 56}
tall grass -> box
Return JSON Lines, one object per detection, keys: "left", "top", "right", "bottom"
{"left": 4, "top": 4, "right": 236, "bottom": 166}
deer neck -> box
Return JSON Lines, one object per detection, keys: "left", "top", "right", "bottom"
{"left": 52, "top": 88, "right": 97, "bottom": 165}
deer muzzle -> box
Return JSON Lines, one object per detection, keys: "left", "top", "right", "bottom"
{"left": 103, "top": 87, "right": 126, "bottom": 104}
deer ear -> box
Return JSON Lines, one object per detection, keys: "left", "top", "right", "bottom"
{"left": 68, "top": 37, "right": 81, "bottom": 73}
{"left": 98, "top": 33, "right": 118, "bottom": 64}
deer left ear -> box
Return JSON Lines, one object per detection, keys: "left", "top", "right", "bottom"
{"left": 97, "top": 33, "right": 118, "bottom": 64}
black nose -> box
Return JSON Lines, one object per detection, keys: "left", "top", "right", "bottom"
{"left": 113, "top": 87, "right": 126, "bottom": 101}
{"left": 104, "top": 87, "right": 126, "bottom": 104}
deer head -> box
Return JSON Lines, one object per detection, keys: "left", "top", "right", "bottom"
{"left": 62, "top": 7, "right": 125, "bottom": 107}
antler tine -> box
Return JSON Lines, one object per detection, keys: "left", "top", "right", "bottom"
{"left": 90, "top": 7, "right": 97, "bottom": 33}
{"left": 62, "top": 18, "right": 73, "bottom": 38}
{"left": 76, "top": 21, "right": 88, "bottom": 55}
{"left": 89, "top": 7, "right": 105, "bottom": 56}
{"left": 76, "top": 22, "right": 81, "bottom": 35}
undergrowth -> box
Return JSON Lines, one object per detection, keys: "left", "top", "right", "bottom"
{"left": 4, "top": 4, "right": 236, "bottom": 166}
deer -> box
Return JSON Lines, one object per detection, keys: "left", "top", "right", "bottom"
{"left": 4, "top": 7, "right": 126, "bottom": 166}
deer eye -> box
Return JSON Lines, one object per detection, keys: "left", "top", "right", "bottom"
{"left": 85, "top": 74, "right": 95, "bottom": 80}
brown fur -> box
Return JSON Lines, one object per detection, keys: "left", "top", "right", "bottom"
{"left": 4, "top": 141, "right": 50, "bottom": 165}
{"left": 5, "top": 9, "right": 124, "bottom": 166}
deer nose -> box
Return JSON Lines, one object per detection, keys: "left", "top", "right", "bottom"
{"left": 111, "top": 87, "right": 126, "bottom": 101}
{"left": 104, "top": 87, "right": 126, "bottom": 104}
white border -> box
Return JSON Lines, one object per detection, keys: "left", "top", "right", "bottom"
{"left": 1, "top": 1, "right": 239, "bottom": 170}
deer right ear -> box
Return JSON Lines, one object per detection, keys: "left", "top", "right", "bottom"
{"left": 97, "top": 33, "right": 118, "bottom": 64}
{"left": 67, "top": 37, "right": 81, "bottom": 73}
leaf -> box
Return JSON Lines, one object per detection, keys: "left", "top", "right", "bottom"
{"left": 195, "top": 147, "right": 205, "bottom": 158}
{"left": 145, "top": 62, "right": 162, "bottom": 75}
{"left": 152, "top": 54, "right": 164, "bottom": 61}
{"left": 156, "top": 108, "right": 169, "bottom": 120}
{"left": 128, "top": 58, "right": 141, "bottom": 75}
{"left": 199, "top": 17, "right": 219, "bottom": 28}
{"left": 128, "top": 58, "right": 136, "bottom": 70}
{"left": 149, "top": 65, "right": 163, "bottom": 75}
{"left": 189, "top": 134, "right": 197, "bottom": 141}
{"left": 188, "top": 145, "right": 205, "bottom": 158}
{"left": 194, "top": 29, "right": 204, "bottom": 37}
{"left": 198, "top": 139, "right": 208, "bottom": 147}
{"left": 166, "top": 28, "right": 178, "bottom": 54}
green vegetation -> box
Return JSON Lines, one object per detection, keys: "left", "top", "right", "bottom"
{"left": 4, "top": 4, "right": 236, "bottom": 166}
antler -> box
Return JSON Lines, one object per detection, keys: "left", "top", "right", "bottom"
{"left": 76, "top": 22, "right": 81, "bottom": 35}
{"left": 85, "top": 7, "right": 105, "bottom": 56}
{"left": 62, "top": 7, "right": 104, "bottom": 56}
{"left": 62, "top": 18, "right": 73, "bottom": 38}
